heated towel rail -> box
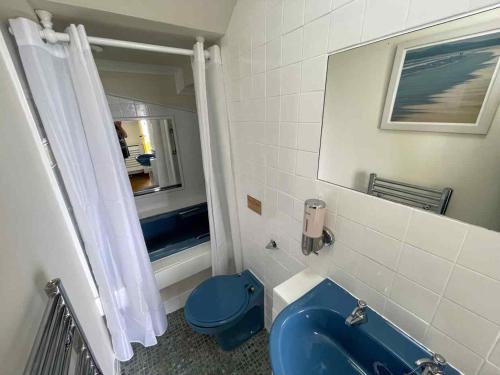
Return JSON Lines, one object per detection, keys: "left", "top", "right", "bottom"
{"left": 24, "top": 279, "right": 103, "bottom": 375}
{"left": 368, "top": 173, "right": 452, "bottom": 214}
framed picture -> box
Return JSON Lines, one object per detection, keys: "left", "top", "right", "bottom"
{"left": 380, "top": 29, "right": 500, "bottom": 134}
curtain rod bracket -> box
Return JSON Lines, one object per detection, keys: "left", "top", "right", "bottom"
{"left": 35, "top": 9, "right": 53, "bottom": 30}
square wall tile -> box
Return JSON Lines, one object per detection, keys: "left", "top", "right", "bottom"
{"left": 266, "top": 38, "right": 282, "bottom": 70}
{"left": 297, "top": 122, "right": 322, "bottom": 151}
{"left": 292, "top": 176, "right": 316, "bottom": 201}
{"left": 303, "top": 15, "right": 330, "bottom": 58}
{"left": 279, "top": 122, "right": 298, "bottom": 148}
{"left": 479, "top": 363, "right": 500, "bottom": 375}
{"left": 281, "top": 62, "right": 302, "bottom": 94}
{"left": 277, "top": 191, "right": 295, "bottom": 217}
{"left": 424, "top": 327, "right": 484, "bottom": 375}
{"left": 277, "top": 170, "right": 295, "bottom": 194}
{"left": 278, "top": 147, "right": 297, "bottom": 173}
{"left": 432, "top": 298, "right": 499, "bottom": 357}
{"left": 266, "top": 96, "right": 281, "bottom": 122}
{"left": 405, "top": 210, "right": 468, "bottom": 261}
{"left": 458, "top": 226, "right": 500, "bottom": 281}
{"left": 121, "top": 102, "right": 137, "bottom": 117}
{"left": 239, "top": 52, "right": 252, "bottom": 77}
{"left": 265, "top": 122, "right": 280, "bottom": 146}
{"left": 315, "top": 180, "right": 339, "bottom": 210}
{"left": 445, "top": 266, "right": 500, "bottom": 325}
{"left": 384, "top": 300, "right": 428, "bottom": 342}
{"left": 252, "top": 98, "right": 266, "bottom": 121}
{"left": 390, "top": 275, "right": 439, "bottom": 322}
{"left": 330, "top": 241, "right": 361, "bottom": 275}
{"left": 330, "top": 268, "right": 387, "bottom": 313}
{"left": 266, "top": 1, "right": 283, "bottom": 42}
{"left": 252, "top": 6, "right": 267, "bottom": 48}
{"left": 337, "top": 188, "right": 370, "bottom": 225}
{"left": 282, "top": 28, "right": 304, "bottom": 65}
{"left": 363, "top": 196, "right": 411, "bottom": 240}
{"left": 252, "top": 73, "right": 266, "bottom": 98}
{"left": 293, "top": 198, "right": 305, "bottom": 221}
{"left": 406, "top": 0, "right": 469, "bottom": 28}
{"left": 283, "top": 0, "right": 305, "bottom": 33}
{"left": 265, "top": 146, "right": 279, "bottom": 168}
{"left": 295, "top": 151, "right": 319, "bottom": 178}
{"left": 266, "top": 69, "right": 281, "bottom": 98}
{"left": 299, "top": 91, "right": 325, "bottom": 122}
{"left": 252, "top": 44, "right": 266, "bottom": 74}
{"left": 301, "top": 55, "right": 327, "bottom": 92}
{"left": 335, "top": 216, "right": 364, "bottom": 251}
{"left": 280, "top": 94, "right": 300, "bottom": 122}
{"left": 359, "top": 228, "right": 401, "bottom": 270}
{"left": 354, "top": 255, "right": 395, "bottom": 296}
{"left": 240, "top": 76, "right": 253, "bottom": 100}
{"left": 397, "top": 244, "right": 452, "bottom": 294}
{"left": 328, "top": 0, "right": 366, "bottom": 52}
{"left": 362, "top": 0, "right": 410, "bottom": 41}
{"left": 304, "top": 0, "right": 331, "bottom": 22}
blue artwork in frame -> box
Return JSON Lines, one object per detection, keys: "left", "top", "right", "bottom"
{"left": 381, "top": 29, "right": 500, "bottom": 134}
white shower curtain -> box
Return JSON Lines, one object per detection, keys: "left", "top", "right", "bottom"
{"left": 10, "top": 18, "right": 167, "bottom": 361}
{"left": 192, "top": 40, "right": 242, "bottom": 275}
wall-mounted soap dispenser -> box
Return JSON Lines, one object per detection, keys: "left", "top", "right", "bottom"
{"left": 302, "top": 199, "right": 335, "bottom": 255}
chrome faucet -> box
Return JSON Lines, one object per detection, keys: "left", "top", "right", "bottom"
{"left": 414, "top": 353, "right": 447, "bottom": 375}
{"left": 345, "top": 300, "right": 368, "bottom": 326}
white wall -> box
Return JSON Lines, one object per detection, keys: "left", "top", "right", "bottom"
{"left": 319, "top": 9, "right": 500, "bottom": 230}
{"left": 99, "top": 70, "right": 197, "bottom": 112}
{"left": 40, "top": 0, "right": 236, "bottom": 35}
{"left": 0, "top": 30, "right": 115, "bottom": 375}
{"left": 107, "top": 95, "right": 206, "bottom": 217}
{"left": 220, "top": 1, "right": 500, "bottom": 374}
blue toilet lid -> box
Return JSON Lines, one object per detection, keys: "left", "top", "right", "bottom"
{"left": 185, "top": 275, "right": 249, "bottom": 327}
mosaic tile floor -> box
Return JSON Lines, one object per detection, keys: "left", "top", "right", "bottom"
{"left": 121, "top": 308, "right": 272, "bottom": 375}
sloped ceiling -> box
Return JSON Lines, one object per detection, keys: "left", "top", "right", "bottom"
{"left": 30, "top": 0, "right": 237, "bottom": 46}
{"left": 1, "top": 0, "right": 236, "bottom": 67}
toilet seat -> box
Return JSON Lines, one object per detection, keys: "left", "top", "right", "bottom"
{"left": 185, "top": 274, "right": 250, "bottom": 328}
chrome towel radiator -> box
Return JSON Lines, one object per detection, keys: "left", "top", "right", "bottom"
{"left": 368, "top": 173, "right": 452, "bottom": 214}
{"left": 24, "top": 279, "right": 103, "bottom": 375}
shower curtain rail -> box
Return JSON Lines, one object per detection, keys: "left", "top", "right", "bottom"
{"left": 16, "top": 9, "right": 210, "bottom": 58}
{"left": 39, "top": 29, "right": 210, "bottom": 58}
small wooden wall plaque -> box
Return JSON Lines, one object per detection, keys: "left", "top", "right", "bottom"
{"left": 247, "top": 195, "right": 262, "bottom": 215}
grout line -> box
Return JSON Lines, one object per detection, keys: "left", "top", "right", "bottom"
{"left": 424, "top": 226, "right": 470, "bottom": 339}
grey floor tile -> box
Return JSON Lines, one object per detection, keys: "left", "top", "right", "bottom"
{"left": 121, "top": 308, "right": 272, "bottom": 375}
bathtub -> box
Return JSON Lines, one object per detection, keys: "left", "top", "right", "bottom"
{"left": 140, "top": 202, "right": 210, "bottom": 262}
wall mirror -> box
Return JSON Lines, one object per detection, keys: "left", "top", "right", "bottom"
{"left": 115, "top": 117, "right": 183, "bottom": 196}
{"left": 318, "top": 8, "right": 500, "bottom": 231}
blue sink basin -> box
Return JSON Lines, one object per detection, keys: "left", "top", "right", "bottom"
{"left": 270, "top": 280, "right": 460, "bottom": 375}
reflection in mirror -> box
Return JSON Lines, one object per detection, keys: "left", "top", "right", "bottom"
{"left": 115, "top": 118, "right": 183, "bottom": 195}
{"left": 318, "top": 8, "right": 500, "bottom": 231}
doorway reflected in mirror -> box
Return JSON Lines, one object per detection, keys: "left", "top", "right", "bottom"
{"left": 116, "top": 117, "right": 183, "bottom": 195}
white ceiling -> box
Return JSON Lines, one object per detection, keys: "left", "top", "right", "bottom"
{"left": 1, "top": 0, "right": 237, "bottom": 67}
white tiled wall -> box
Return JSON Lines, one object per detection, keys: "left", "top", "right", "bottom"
{"left": 220, "top": 0, "right": 500, "bottom": 374}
